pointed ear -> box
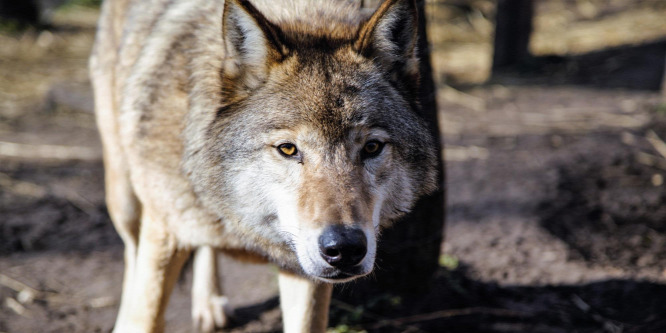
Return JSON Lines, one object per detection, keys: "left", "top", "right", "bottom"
{"left": 222, "top": 0, "right": 287, "bottom": 86}
{"left": 354, "top": 0, "right": 419, "bottom": 78}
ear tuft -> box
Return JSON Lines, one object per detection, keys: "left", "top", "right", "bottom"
{"left": 222, "top": 0, "right": 286, "bottom": 85}
{"left": 354, "top": 0, "right": 419, "bottom": 78}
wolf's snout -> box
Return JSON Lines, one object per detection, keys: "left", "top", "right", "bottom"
{"left": 318, "top": 225, "right": 367, "bottom": 269}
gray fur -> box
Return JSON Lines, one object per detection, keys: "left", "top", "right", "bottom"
{"left": 91, "top": 0, "right": 436, "bottom": 331}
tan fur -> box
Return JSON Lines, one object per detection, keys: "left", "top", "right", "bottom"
{"left": 90, "top": 0, "right": 436, "bottom": 332}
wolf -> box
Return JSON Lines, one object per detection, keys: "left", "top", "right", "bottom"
{"left": 89, "top": 0, "right": 437, "bottom": 331}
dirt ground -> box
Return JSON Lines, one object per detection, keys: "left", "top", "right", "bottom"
{"left": 2, "top": 1, "right": 666, "bottom": 333}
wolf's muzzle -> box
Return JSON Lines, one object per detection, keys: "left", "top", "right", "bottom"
{"left": 318, "top": 225, "right": 367, "bottom": 270}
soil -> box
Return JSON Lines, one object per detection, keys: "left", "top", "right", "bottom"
{"left": 2, "top": 2, "right": 666, "bottom": 333}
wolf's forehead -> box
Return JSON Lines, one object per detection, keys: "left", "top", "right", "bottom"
{"left": 293, "top": 50, "right": 365, "bottom": 80}
{"left": 294, "top": 86, "right": 374, "bottom": 137}
{"left": 257, "top": 52, "right": 395, "bottom": 138}
{"left": 259, "top": 91, "right": 374, "bottom": 143}
{"left": 273, "top": 56, "right": 364, "bottom": 103}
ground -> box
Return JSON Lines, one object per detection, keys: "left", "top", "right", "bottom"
{"left": 1, "top": 1, "right": 666, "bottom": 333}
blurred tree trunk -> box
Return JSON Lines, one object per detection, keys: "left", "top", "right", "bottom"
{"left": 492, "top": 0, "right": 534, "bottom": 72}
{"left": 339, "top": 0, "right": 445, "bottom": 297}
{"left": 0, "top": 0, "right": 40, "bottom": 25}
{"left": 0, "top": 0, "right": 68, "bottom": 26}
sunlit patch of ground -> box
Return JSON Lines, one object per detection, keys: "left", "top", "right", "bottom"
{"left": 427, "top": 0, "right": 666, "bottom": 85}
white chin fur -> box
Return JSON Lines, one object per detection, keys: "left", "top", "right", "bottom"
{"left": 271, "top": 184, "right": 378, "bottom": 281}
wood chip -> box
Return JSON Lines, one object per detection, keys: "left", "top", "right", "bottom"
{"left": 5, "top": 297, "right": 30, "bottom": 317}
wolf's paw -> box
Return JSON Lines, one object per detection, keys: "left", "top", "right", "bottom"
{"left": 192, "top": 294, "right": 231, "bottom": 333}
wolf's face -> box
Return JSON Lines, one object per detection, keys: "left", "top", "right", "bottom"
{"left": 189, "top": 0, "right": 437, "bottom": 282}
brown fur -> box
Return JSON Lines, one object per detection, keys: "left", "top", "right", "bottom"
{"left": 90, "top": 0, "right": 436, "bottom": 331}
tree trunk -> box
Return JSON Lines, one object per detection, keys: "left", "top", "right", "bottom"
{"left": 0, "top": 0, "right": 69, "bottom": 26}
{"left": 338, "top": 0, "right": 445, "bottom": 297}
{"left": 0, "top": 0, "right": 40, "bottom": 25}
{"left": 492, "top": 0, "right": 534, "bottom": 71}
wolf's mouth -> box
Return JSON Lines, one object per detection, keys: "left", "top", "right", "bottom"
{"left": 315, "top": 266, "right": 370, "bottom": 283}
{"left": 322, "top": 271, "right": 354, "bottom": 280}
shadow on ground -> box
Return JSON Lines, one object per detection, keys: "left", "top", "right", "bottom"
{"left": 0, "top": 160, "right": 119, "bottom": 255}
{"left": 327, "top": 265, "right": 666, "bottom": 333}
{"left": 538, "top": 121, "right": 666, "bottom": 270}
{"left": 491, "top": 39, "right": 666, "bottom": 91}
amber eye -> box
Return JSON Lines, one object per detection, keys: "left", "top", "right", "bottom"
{"left": 278, "top": 143, "right": 298, "bottom": 157}
{"left": 362, "top": 140, "right": 384, "bottom": 159}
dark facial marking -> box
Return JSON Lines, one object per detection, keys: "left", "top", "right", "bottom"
{"left": 343, "top": 85, "right": 360, "bottom": 95}
{"left": 335, "top": 96, "right": 344, "bottom": 108}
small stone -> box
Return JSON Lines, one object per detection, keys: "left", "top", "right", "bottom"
{"left": 651, "top": 174, "right": 663, "bottom": 186}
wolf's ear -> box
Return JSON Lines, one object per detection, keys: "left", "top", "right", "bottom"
{"left": 222, "top": 0, "right": 287, "bottom": 86}
{"left": 354, "top": 0, "right": 419, "bottom": 79}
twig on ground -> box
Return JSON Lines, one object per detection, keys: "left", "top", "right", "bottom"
{"left": 5, "top": 297, "right": 30, "bottom": 318}
{"left": 646, "top": 130, "right": 666, "bottom": 160}
{"left": 330, "top": 299, "right": 426, "bottom": 332}
{"left": 597, "top": 113, "right": 648, "bottom": 129}
{"left": 0, "top": 171, "right": 48, "bottom": 198}
{"left": 368, "top": 307, "right": 530, "bottom": 329}
{"left": 88, "top": 296, "right": 116, "bottom": 308}
{"left": 0, "top": 273, "right": 116, "bottom": 309}
{"left": 520, "top": 112, "right": 648, "bottom": 132}
{"left": 0, "top": 141, "right": 100, "bottom": 161}
{"left": 571, "top": 294, "right": 623, "bottom": 333}
{"left": 635, "top": 152, "right": 666, "bottom": 170}
{"left": 51, "top": 184, "right": 100, "bottom": 218}
{"left": 0, "top": 273, "right": 41, "bottom": 299}
{"left": 332, "top": 298, "right": 530, "bottom": 331}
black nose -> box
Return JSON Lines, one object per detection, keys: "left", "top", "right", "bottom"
{"left": 318, "top": 225, "right": 367, "bottom": 269}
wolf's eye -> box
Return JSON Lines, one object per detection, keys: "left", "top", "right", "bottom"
{"left": 278, "top": 143, "right": 298, "bottom": 157}
{"left": 362, "top": 140, "right": 384, "bottom": 159}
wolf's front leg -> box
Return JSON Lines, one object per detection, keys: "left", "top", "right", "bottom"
{"left": 113, "top": 211, "right": 191, "bottom": 333}
{"left": 278, "top": 271, "right": 333, "bottom": 333}
{"left": 192, "top": 246, "right": 230, "bottom": 332}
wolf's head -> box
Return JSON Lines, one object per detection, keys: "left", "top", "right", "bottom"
{"left": 188, "top": 0, "right": 438, "bottom": 282}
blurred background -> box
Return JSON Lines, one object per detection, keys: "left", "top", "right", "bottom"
{"left": 2, "top": 0, "right": 666, "bottom": 332}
